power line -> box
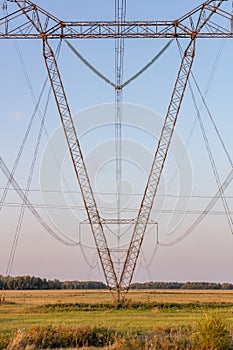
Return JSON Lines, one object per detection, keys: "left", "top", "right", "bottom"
{"left": 159, "top": 169, "right": 233, "bottom": 247}
{"left": 0, "top": 77, "right": 48, "bottom": 212}
{"left": 65, "top": 39, "right": 172, "bottom": 90}
{"left": 1, "top": 201, "right": 233, "bottom": 215}
{"left": 0, "top": 156, "right": 80, "bottom": 246}
{"left": 191, "top": 72, "right": 232, "bottom": 168}
{"left": 188, "top": 76, "right": 233, "bottom": 233}
{"left": 163, "top": 40, "right": 233, "bottom": 246}
{"left": 0, "top": 187, "right": 232, "bottom": 199}
{"left": 5, "top": 79, "right": 52, "bottom": 281}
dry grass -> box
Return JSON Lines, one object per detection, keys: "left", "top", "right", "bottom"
{"left": 1, "top": 290, "right": 233, "bottom": 349}
{"left": 4, "top": 289, "right": 233, "bottom": 305}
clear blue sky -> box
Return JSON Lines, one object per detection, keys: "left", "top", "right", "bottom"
{"left": 0, "top": 0, "right": 232, "bottom": 283}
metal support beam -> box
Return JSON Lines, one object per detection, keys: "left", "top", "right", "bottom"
{"left": 118, "top": 0, "right": 226, "bottom": 299}
{"left": 0, "top": 0, "right": 229, "bottom": 302}
{"left": 42, "top": 37, "right": 119, "bottom": 293}
{"left": 119, "top": 38, "right": 196, "bottom": 296}
{"left": 0, "top": 0, "right": 231, "bottom": 39}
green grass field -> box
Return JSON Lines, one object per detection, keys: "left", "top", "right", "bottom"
{"left": 1, "top": 289, "right": 233, "bottom": 349}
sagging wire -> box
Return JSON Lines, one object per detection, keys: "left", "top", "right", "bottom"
{"left": 86, "top": 253, "right": 99, "bottom": 280}
{"left": 120, "top": 40, "right": 173, "bottom": 89}
{"left": 140, "top": 250, "right": 153, "bottom": 281}
{"left": 4, "top": 84, "right": 52, "bottom": 283}
{"left": 80, "top": 244, "right": 98, "bottom": 270}
{"left": 159, "top": 169, "right": 233, "bottom": 248}
{"left": 0, "top": 4, "right": 76, "bottom": 222}
{"left": 0, "top": 76, "right": 49, "bottom": 212}
{"left": 0, "top": 157, "right": 81, "bottom": 246}
{"left": 1, "top": 91, "right": 52, "bottom": 301}
{"left": 140, "top": 224, "right": 159, "bottom": 270}
{"left": 64, "top": 39, "right": 172, "bottom": 90}
{"left": 174, "top": 38, "right": 232, "bottom": 233}
{"left": 64, "top": 40, "right": 115, "bottom": 88}
{"left": 11, "top": 35, "right": 81, "bottom": 210}
{"left": 167, "top": 35, "right": 227, "bottom": 193}
{"left": 189, "top": 79, "right": 233, "bottom": 234}
{"left": 103, "top": 221, "right": 135, "bottom": 239}
{"left": 158, "top": 39, "right": 233, "bottom": 247}
{"left": 0, "top": 40, "right": 81, "bottom": 246}
{"left": 163, "top": 35, "right": 228, "bottom": 235}
{"left": 65, "top": 35, "right": 172, "bottom": 277}
{"left": 191, "top": 72, "right": 232, "bottom": 168}
{"left": 0, "top": 40, "right": 84, "bottom": 301}
{"left": 1, "top": 187, "right": 233, "bottom": 199}
{"left": 1, "top": 201, "right": 232, "bottom": 215}
{"left": 0, "top": 37, "right": 61, "bottom": 213}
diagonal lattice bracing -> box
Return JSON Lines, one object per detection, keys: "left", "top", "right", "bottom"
{"left": 2, "top": 0, "right": 228, "bottom": 301}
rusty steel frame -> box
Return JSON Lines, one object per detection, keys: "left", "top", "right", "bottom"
{"left": 118, "top": 0, "right": 227, "bottom": 298}
{"left": 119, "top": 38, "right": 197, "bottom": 294}
{"left": 0, "top": 1, "right": 232, "bottom": 39}
{"left": 1, "top": 0, "right": 230, "bottom": 301}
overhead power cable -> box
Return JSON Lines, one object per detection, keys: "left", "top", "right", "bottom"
{"left": 0, "top": 156, "right": 79, "bottom": 247}
{"left": 190, "top": 81, "right": 233, "bottom": 233}
{"left": 0, "top": 41, "right": 79, "bottom": 248}
{"left": 191, "top": 71, "right": 232, "bottom": 168}
{"left": 140, "top": 249, "right": 153, "bottom": 281}
{"left": 0, "top": 77, "right": 48, "bottom": 212}
{"left": 140, "top": 223, "right": 159, "bottom": 270}
{"left": 80, "top": 244, "right": 98, "bottom": 270}
{"left": 120, "top": 40, "right": 172, "bottom": 88}
{"left": 0, "top": 40, "right": 62, "bottom": 212}
{"left": 65, "top": 39, "right": 115, "bottom": 88}
{"left": 65, "top": 39, "right": 172, "bottom": 89}
{"left": 1, "top": 201, "right": 232, "bottom": 216}
{"left": 185, "top": 57, "right": 233, "bottom": 233}
{"left": 159, "top": 168, "right": 233, "bottom": 247}
{"left": 5, "top": 82, "right": 52, "bottom": 280}
{"left": 0, "top": 3, "right": 49, "bottom": 214}
{"left": 166, "top": 35, "right": 226, "bottom": 196}
{"left": 158, "top": 36, "right": 233, "bottom": 248}
{"left": 140, "top": 244, "right": 159, "bottom": 271}
{"left": 1, "top": 187, "right": 233, "bottom": 199}
{"left": 161, "top": 40, "right": 233, "bottom": 246}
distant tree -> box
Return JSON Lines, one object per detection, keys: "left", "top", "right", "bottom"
{"left": 181, "top": 282, "right": 221, "bottom": 290}
{"left": 221, "top": 283, "right": 233, "bottom": 290}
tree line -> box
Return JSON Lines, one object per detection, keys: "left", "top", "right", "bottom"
{"left": 130, "top": 281, "right": 233, "bottom": 290}
{"left": 1, "top": 275, "right": 233, "bottom": 290}
{"left": 0, "top": 275, "right": 106, "bottom": 290}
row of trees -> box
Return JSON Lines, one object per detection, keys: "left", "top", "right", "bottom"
{"left": 1, "top": 275, "right": 233, "bottom": 290}
{"left": 0, "top": 275, "right": 106, "bottom": 290}
{"left": 130, "top": 281, "right": 233, "bottom": 290}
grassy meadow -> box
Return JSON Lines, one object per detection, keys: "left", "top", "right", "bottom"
{"left": 1, "top": 289, "right": 233, "bottom": 349}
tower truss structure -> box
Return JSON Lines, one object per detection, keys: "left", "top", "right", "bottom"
{"left": 1, "top": 0, "right": 232, "bottom": 301}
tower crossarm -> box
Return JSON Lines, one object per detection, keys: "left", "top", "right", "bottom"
{"left": 1, "top": 0, "right": 232, "bottom": 39}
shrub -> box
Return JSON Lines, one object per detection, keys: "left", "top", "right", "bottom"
{"left": 145, "top": 325, "right": 193, "bottom": 350}
{"left": 109, "top": 334, "right": 143, "bottom": 350}
{"left": 6, "top": 325, "right": 115, "bottom": 349}
{"left": 193, "top": 313, "right": 233, "bottom": 350}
